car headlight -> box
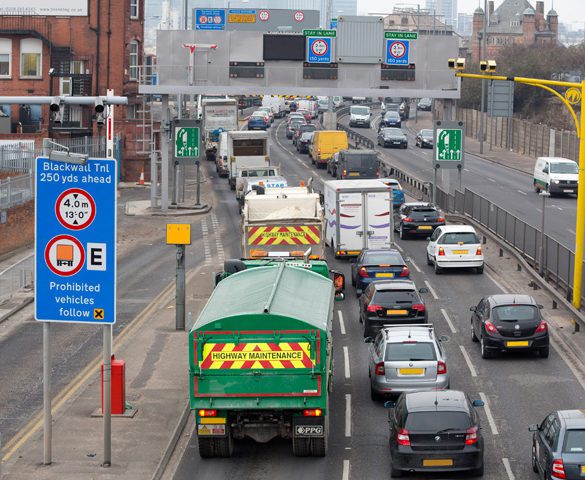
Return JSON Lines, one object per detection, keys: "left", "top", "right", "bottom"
{"left": 553, "top": 180, "right": 560, "bottom": 184}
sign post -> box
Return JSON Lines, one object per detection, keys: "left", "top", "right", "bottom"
{"left": 166, "top": 224, "right": 192, "bottom": 330}
{"left": 433, "top": 120, "right": 465, "bottom": 201}
{"left": 173, "top": 119, "right": 206, "bottom": 209}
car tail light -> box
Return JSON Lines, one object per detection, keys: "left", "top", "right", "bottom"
{"left": 397, "top": 428, "right": 410, "bottom": 446}
{"left": 465, "top": 426, "right": 478, "bottom": 445}
{"left": 437, "top": 217, "right": 445, "bottom": 223}
{"left": 437, "top": 360, "right": 447, "bottom": 375}
{"left": 399, "top": 266, "right": 410, "bottom": 277}
{"left": 551, "top": 458, "right": 566, "bottom": 479}
{"left": 367, "top": 304, "right": 384, "bottom": 313}
{"left": 412, "top": 303, "right": 425, "bottom": 313}
{"left": 438, "top": 247, "right": 445, "bottom": 256}
{"left": 198, "top": 409, "right": 217, "bottom": 417}
{"left": 303, "top": 409, "right": 322, "bottom": 417}
{"left": 343, "top": 169, "right": 347, "bottom": 178}
{"left": 403, "top": 217, "right": 413, "bottom": 223}
{"left": 536, "top": 320, "right": 548, "bottom": 333}
{"left": 485, "top": 321, "right": 497, "bottom": 334}
{"left": 358, "top": 267, "right": 369, "bottom": 278}
{"left": 376, "top": 170, "right": 380, "bottom": 178}
{"left": 476, "top": 246, "right": 482, "bottom": 255}
{"left": 374, "top": 362, "right": 385, "bottom": 376}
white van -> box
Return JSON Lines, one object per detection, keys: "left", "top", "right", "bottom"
{"left": 533, "top": 157, "right": 578, "bottom": 195}
{"left": 297, "top": 99, "right": 318, "bottom": 118}
{"left": 349, "top": 105, "right": 371, "bottom": 128}
{"left": 261, "top": 95, "right": 286, "bottom": 118}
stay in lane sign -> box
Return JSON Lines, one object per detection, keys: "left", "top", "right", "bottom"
{"left": 35, "top": 157, "right": 117, "bottom": 324}
{"left": 306, "top": 36, "right": 332, "bottom": 63}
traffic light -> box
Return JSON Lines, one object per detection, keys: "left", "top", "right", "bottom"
{"left": 94, "top": 98, "right": 106, "bottom": 126}
{"left": 480, "top": 60, "right": 497, "bottom": 73}
{"left": 49, "top": 97, "right": 64, "bottom": 124}
{"left": 448, "top": 58, "right": 466, "bottom": 71}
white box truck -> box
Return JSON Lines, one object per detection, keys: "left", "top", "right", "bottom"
{"left": 202, "top": 98, "right": 239, "bottom": 162}
{"left": 227, "top": 130, "right": 270, "bottom": 190}
{"left": 324, "top": 179, "right": 393, "bottom": 257}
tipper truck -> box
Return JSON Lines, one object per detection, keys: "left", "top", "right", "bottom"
{"left": 189, "top": 264, "right": 335, "bottom": 457}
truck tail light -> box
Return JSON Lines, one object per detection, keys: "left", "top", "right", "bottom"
{"left": 465, "top": 426, "right": 478, "bottom": 445}
{"left": 536, "top": 320, "right": 548, "bottom": 333}
{"left": 437, "top": 360, "right": 447, "bottom": 375}
{"left": 198, "top": 409, "right": 217, "bottom": 417}
{"left": 374, "top": 362, "right": 385, "bottom": 376}
{"left": 399, "top": 266, "right": 410, "bottom": 277}
{"left": 438, "top": 247, "right": 445, "bottom": 256}
{"left": 397, "top": 428, "right": 410, "bottom": 446}
{"left": 358, "top": 267, "right": 369, "bottom": 278}
{"left": 551, "top": 458, "right": 566, "bottom": 479}
{"left": 485, "top": 321, "right": 497, "bottom": 334}
{"left": 303, "top": 409, "right": 322, "bottom": 417}
{"left": 367, "top": 304, "right": 384, "bottom": 313}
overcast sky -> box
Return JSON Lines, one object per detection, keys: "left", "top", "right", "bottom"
{"left": 358, "top": 0, "right": 585, "bottom": 28}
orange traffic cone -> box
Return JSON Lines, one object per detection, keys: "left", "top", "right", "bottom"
{"left": 137, "top": 167, "right": 145, "bottom": 186}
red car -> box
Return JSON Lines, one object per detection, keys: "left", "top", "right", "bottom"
{"left": 296, "top": 109, "right": 312, "bottom": 123}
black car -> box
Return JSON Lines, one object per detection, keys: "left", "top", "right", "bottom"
{"left": 530, "top": 410, "right": 585, "bottom": 480}
{"left": 351, "top": 248, "right": 410, "bottom": 295}
{"left": 415, "top": 129, "right": 434, "bottom": 148}
{"left": 378, "top": 127, "right": 407, "bottom": 149}
{"left": 417, "top": 98, "right": 432, "bottom": 111}
{"left": 470, "top": 294, "right": 549, "bottom": 358}
{"left": 297, "top": 131, "right": 314, "bottom": 154}
{"left": 380, "top": 111, "right": 402, "bottom": 128}
{"left": 359, "top": 280, "right": 427, "bottom": 337}
{"left": 394, "top": 203, "right": 445, "bottom": 239}
{"left": 387, "top": 390, "right": 485, "bottom": 477}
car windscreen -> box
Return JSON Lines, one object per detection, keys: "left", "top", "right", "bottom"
{"left": 300, "top": 125, "right": 316, "bottom": 133}
{"left": 409, "top": 208, "right": 439, "bottom": 219}
{"left": 362, "top": 251, "right": 403, "bottom": 265}
{"left": 550, "top": 162, "right": 578, "bottom": 174}
{"left": 491, "top": 305, "right": 539, "bottom": 324}
{"left": 439, "top": 232, "right": 479, "bottom": 245}
{"left": 290, "top": 120, "right": 305, "bottom": 127}
{"left": 351, "top": 107, "right": 370, "bottom": 115}
{"left": 345, "top": 154, "right": 377, "bottom": 169}
{"left": 421, "top": 129, "right": 433, "bottom": 137}
{"left": 250, "top": 115, "right": 265, "bottom": 120}
{"left": 384, "top": 97, "right": 403, "bottom": 104}
{"left": 385, "top": 112, "right": 400, "bottom": 119}
{"left": 563, "top": 430, "right": 585, "bottom": 453}
{"left": 373, "top": 290, "right": 418, "bottom": 305}
{"left": 404, "top": 411, "right": 471, "bottom": 432}
{"left": 384, "top": 128, "right": 403, "bottom": 137}
{"left": 385, "top": 342, "right": 436, "bottom": 362}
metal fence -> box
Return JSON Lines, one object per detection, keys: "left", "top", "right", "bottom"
{"left": 0, "top": 174, "right": 34, "bottom": 209}
{"left": 0, "top": 143, "right": 36, "bottom": 173}
{"left": 0, "top": 254, "right": 33, "bottom": 304}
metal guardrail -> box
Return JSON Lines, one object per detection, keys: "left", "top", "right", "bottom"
{"left": 0, "top": 174, "right": 33, "bottom": 209}
{"left": 0, "top": 254, "right": 33, "bottom": 304}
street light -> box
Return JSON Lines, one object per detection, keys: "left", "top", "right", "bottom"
{"left": 539, "top": 190, "right": 550, "bottom": 277}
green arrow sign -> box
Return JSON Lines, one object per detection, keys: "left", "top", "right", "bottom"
{"left": 303, "top": 29, "right": 336, "bottom": 38}
{"left": 385, "top": 31, "right": 418, "bottom": 40}
{"left": 435, "top": 128, "right": 463, "bottom": 161}
{"left": 175, "top": 127, "right": 200, "bottom": 158}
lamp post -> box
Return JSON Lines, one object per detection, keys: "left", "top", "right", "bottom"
{"left": 539, "top": 190, "right": 550, "bottom": 277}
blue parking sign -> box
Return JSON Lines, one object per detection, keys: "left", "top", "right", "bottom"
{"left": 307, "top": 37, "right": 332, "bottom": 63}
{"left": 385, "top": 39, "right": 409, "bottom": 65}
{"left": 35, "top": 157, "right": 117, "bottom": 324}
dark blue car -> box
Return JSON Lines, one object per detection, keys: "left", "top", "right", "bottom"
{"left": 379, "top": 178, "right": 405, "bottom": 209}
{"left": 351, "top": 249, "right": 410, "bottom": 295}
{"left": 380, "top": 111, "right": 401, "bottom": 128}
{"left": 248, "top": 113, "right": 268, "bottom": 130}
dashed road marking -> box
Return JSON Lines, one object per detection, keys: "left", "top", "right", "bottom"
{"left": 488, "top": 177, "right": 496, "bottom": 183}
{"left": 459, "top": 345, "right": 478, "bottom": 377}
{"left": 338, "top": 310, "right": 346, "bottom": 335}
{"left": 342, "top": 459, "right": 350, "bottom": 480}
{"left": 345, "top": 394, "right": 352, "bottom": 437}
{"left": 201, "top": 218, "right": 212, "bottom": 265}
{"left": 502, "top": 457, "right": 515, "bottom": 480}
{"left": 210, "top": 213, "right": 225, "bottom": 261}
{"left": 409, "top": 258, "right": 422, "bottom": 273}
{"left": 517, "top": 190, "right": 527, "bottom": 196}
{"left": 424, "top": 280, "right": 439, "bottom": 300}
{"left": 479, "top": 392, "right": 499, "bottom": 435}
{"left": 440, "top": 308, "right": 457, "bottom": 333}
{"left": 343, "top": 346, "right": 351, "bottom": 379}
{"left": 485, "top": 270, "right": 507, "bottom": 293}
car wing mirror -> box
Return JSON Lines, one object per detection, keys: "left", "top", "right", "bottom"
{"left": 528, "top": 424, "right": 539, "bottom": 432}
{"left": 419, "top": 287, "right": 429, "bottom": 294}
{"left": 472, "top": 399, "right": 485, "bottom": 407}
{"left": 364, "top": 337, "right": 374, "bottom": 343}
{"left": 538, "top": 304, "right": 544, "bottom": 309}
{"left": 470, "top": 306, "right": 477, "bottom": 312}
{"left": 384, "top": 400, "right": 396, "bottom": 408}
{"left": 426, "top": 237, "right": 431, "bottom": 241}
{"left": 482, "top": 236, "right": 487, "bottom": 245}
{"left": 439, "top": 334, "right": 450, "bottom": 343}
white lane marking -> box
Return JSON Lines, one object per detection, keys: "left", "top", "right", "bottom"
{"left": 409, "top": 258, "right": 422, "bottom": 273}
{"left": 517, "top": 190, "right": 527, "bottom": 196}
{"left": 479, "top": 392, "right": 499, "bottom": 435}
{"left": 459, "top": 345, "right": 478, "bottom": 377}
{"left": 569, "top": 228, "right": 576, "bottom": 235}
{"left": 502, "top": 458, "right": 515, "bottom": 480}
{"left": 550, "top": 337, "right": 585, "bottom": 393}
{"left": 338, "top": 310, "right": 346, "bottom": 335}
{"left": 394, "top": 242, "right": 403, "bottom": 252}
{"left": 343, "top": 346, "right": 351, "bottom": 379}
{"left": 464, "top": 168, "right": 470, "bottom": 172}
{"left": 424, "top": 280, "right": 439, "bottom": 300}
{"left": 342, "top": 460, "right": 350, "bottom": 480}
{"left": 345, "top": 394, "right": 352, "bottom": 437}
{"left": 557, "top": 206, "right": 563, "bottom": 211}
{"left": 484, "top": 270, "right": 507, "bottom": 293}
{"left": 440, "top": 308, "right": 457, "bottom": 333}
{"left": 535, "top": 208, "right": 542, "bottom": 213}
{"left": 488, "top": 177, "right": 496, "bottom": 183}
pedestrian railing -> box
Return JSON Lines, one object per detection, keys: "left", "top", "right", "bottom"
{"left": 0, "top": 174, "right": 34, "bottom": 209}
{"left": 0, "top": 254, "right": 33, "bottom": 304}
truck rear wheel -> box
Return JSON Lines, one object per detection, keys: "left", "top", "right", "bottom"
{"left": 198, "top": 437, "right": 215, "bottom": 458}
{"left": 198, "top": 428, "right": 234, "bottom": 458}
{"left": 292, "top": 436, "right": 310, "bottom": 457}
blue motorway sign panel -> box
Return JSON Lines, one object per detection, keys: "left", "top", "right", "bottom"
{"left": 35, "top": 157, "right": 117, "bottom": 324}
{"left": 385, "top": 38, "right": 410, "bottom": 65}
{"left": 330, "top": 18, "right": 338, "bottom": 29}
{"left": 194, "top": 9, "right": 226, "bottom": 30}
{"left": 306, "top": 37, "right": 332, "bottom": 64}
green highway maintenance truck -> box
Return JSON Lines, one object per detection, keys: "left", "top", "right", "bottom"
{"left": 190, "top": 263, "right": 336, "bottom": 457}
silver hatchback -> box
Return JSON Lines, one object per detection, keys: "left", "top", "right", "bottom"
{"left": 366, "top": 325, "right": 450, "bottom": 400}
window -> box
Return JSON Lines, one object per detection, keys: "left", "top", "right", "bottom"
{"left": 0, "top": 39, "right": 11, "bottom": 78}
{"left": 130, "top": 0, "right": 139, "bottom": 19}
{"left": 129, "top": 41, "right": 139, "bottom": 80}
{"left": 20, "top": 39, "right": 42, "bottom": 78}
{"left": 60, "top": 61, "right": 84, "bottom": 96}
{"left": 127, "top": 103, "right": 139, "bottom": 120}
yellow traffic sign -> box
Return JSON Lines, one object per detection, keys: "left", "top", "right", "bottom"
{"left": 166, "top": 223, "right": 192, "bottom": 245}
{"left": 565, "top": 87, "right": 581, "bottom": 105}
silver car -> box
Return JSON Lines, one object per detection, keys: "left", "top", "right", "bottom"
{"left": 366, "top": 325, "right": 450, "bottom": 400}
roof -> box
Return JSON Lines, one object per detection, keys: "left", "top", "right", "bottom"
{"left": 404, "top": 202, "right": 437, "bottom": 208}
{"left": 372, "top": 280, "right": 416, "bottom": 291}
{"left": 325, "top": 179, "right": 390, "bottom": 192}
{"left": 558, "top": 410, "right": 585, "bottom": 428}
{"left": 547, "top": 9, "right": 558, "bottom": 16}
{"left": 487, "top": 0, "right": 535, "bottom": 35}
{"left": 487, "top": 294, "right": 537, "bottom": 306}
{"left": 538, "top": 157, "right": 577, "bottom": 164}
{"left": 341, "top": 149, "right": 377, "bottom": 156}
{"left": 383, "top": 324, "right": 435, "bottom": 341}
{"left": 228, "top": 130, "right": 268, "bottom": 140}
{"left": 437, "top": 224, "right": 477, "bottom": 233}
{"left": 405, "top": 390, "right": 470, "bottom": 412}
{"left": 192, "top": 265, "right": 333, "bottom": 332}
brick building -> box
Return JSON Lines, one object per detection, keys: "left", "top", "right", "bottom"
{"left": 471, "top": 0, "right": 558, "bottom": 63}
{"left": 0, "top": 0, "right": 147, "bottom": 180}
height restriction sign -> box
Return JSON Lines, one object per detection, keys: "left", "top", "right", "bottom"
{"left": 35, "top": 157, "right": 117, "bottom": 324}
{"left": 306, "top": 37, "right": 332, "bottom": 63}
{"left": 385, "top": 39, "right": 409, "bottom": 65}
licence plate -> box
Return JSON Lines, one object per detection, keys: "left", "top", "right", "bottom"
{"left": 198, "top": 424, "right": 226, "bottom": 436}
{"left": 581, "top": 465, "right": 585, "bottom": 474}
{"left": 423, "top": 459, "right": 453, "bottom": 467}
{"left": 564, "top": 189, "right": 574, "bottom": 193}
{"left": 349, "top": 172, "right": 360, "bottom": 177}
{"left": 452, "top": 250, "right": 469, "bottom": 254}
{"left": 507, "top": 341, "right": 529, "bottom": 347}
{"left": 399, "top": 368, "right": 424, "bottom": 375}
{"left": 418, "top": 226, "right": 433, "bottom": 230}
{"left": 376, "top": 272, "right": 394, "bottom": 278}
{"left": 387, "top": 309, "right": 408, "bottom": 315}
{"left": 393, "top": 141, "right": 401, "bottom": 144}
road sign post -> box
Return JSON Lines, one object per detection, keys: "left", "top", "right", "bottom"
{"left": 432, "top": 120, "right": 465, "bottom": 203}
{"left": 173, "top": 119, "right": 207, "bottom": 209}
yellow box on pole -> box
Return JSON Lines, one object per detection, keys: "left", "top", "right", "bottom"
{"left": 166, "top": 223, "right": 191, "bottom": 245}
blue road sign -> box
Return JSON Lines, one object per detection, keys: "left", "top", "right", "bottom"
{"left": 385, "top": 38, "right": 410, "bottom": 65}
{"left": 194, "top": 8, "right": 226, "bottom": 30}
{"left": 330, "top": 18, "right": 338, "bottom": 29}
{"left": 35, "top": 157, "right": 117, "bottom": 324}
{"left": 306, "top": 37, "right": 332, "bottom": 63}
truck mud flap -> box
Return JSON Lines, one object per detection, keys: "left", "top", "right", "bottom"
{"left": 292, "top": 416, "right": 327, "bottom": 457}
{"left": 198, "top": 424, "right": 233, "bottom": 458}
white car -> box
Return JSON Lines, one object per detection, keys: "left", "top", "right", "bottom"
{"left": 426, "top": 225, "right": 484, "bottom": 274}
